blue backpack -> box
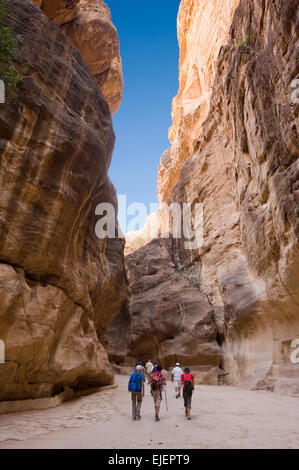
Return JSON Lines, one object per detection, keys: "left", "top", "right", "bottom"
{"left": 128, "top": 372, "right": 141, "bottom": 392}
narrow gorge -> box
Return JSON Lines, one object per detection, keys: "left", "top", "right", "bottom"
{"left": 109, "top": 0, "right": 299, "bottom": 395}
{"left": 0, "top": 0, "right": 298, "bottom": 411}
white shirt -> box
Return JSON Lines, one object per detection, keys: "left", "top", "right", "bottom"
{"left": 145, "top": 362, "right": 153, "bottom": 374}
{"left": 172, "top": 366, "right": 183, "bottom": 380}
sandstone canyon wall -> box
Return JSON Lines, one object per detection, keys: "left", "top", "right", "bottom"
{"left": 159, "top": 0, "right": 240, "bottom": 204}
{"left": 0, "top": 0, "right": 126, "bottom": 401}
{"left": 33, "top": 0, "right": 123, "bottom": 115}
{"left": 109, "top": 237, "right": 222, "bottom": 384}
{"left": 109, "top": 0, "right": 299, "bottom": 394}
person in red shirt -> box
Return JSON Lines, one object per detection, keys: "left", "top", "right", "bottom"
{"left": 181, "top": 367, "right": 195, "bottom": 420}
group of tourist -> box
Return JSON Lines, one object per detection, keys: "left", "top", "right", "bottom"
{"left": 128, "top": 359, "right": 195, "bottom": 422}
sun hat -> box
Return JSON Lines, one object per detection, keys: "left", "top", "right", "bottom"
{"left": 176, "top": 362, "right": 180, "bottom": 366}
{"left": 136, "top": 365, "right": 143, "bottom": 371}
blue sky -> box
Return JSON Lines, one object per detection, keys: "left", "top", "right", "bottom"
{"left": 105, "top": 0, "right": 180, "bottom": 230}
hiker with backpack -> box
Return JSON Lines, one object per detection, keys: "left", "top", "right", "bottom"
{"left": 181, "top": 367, "right": 195, "bottom": 420}
{"left": 149, "top": 365, "right": 166, "bottom": 422}
{"left": 128, "top": 365, "right": 145, "bottom": 421}
{"left": 171, "top": 362, "right": 183, "bottom": 398}
{"left": 136, "top": 360, "right": 145, "bottom": 374}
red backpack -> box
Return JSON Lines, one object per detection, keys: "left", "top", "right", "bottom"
{"left": 151, "top": 373, "right": 163, "bottom": 392}
{"left": 183, "top": 373, "right": 194, "bottom": 393}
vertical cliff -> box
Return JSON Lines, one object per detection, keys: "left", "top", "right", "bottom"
{"left": 110, "top": 0, "right": 299, "bottom": 394}
{"left": 0, "top": 0, "right": 126, "bottom": 400}
{"left": 158, "top": 0, "right": 240, "bottom": 204}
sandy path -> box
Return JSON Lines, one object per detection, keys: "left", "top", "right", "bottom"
{"left": 0, "top": 375, "right": 298, "bottom": 449}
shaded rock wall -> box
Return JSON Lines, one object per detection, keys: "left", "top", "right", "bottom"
{"left": 198, "top": 0, "right": 299, "bottom": 393}
{"left": 0, "top": 0, "right": 126, "bottom": 400}
{"left": 111, "top": 0, "right": 299, "bottom": 393}
{"left": 108, "top": 237, "right": 221, "bottom": 383}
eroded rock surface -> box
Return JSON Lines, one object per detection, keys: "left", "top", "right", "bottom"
{"left": 0, "top": 0, "right": 126, "bottom": 400}
{"left": 158, "top": 0, "right": 240, "bottom": 204}
{"left": 109, "top": 237, "right": 221, "bottom": 383}
{"left": 32, "top": 0, "right": 123, "bottom": 115}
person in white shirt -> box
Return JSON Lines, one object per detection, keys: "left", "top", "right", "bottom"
{"left": 171, "top": 362, "right": 183, "bottom": 398}
{"left": 145, "top": 359, "right": 154, "bottom": 377}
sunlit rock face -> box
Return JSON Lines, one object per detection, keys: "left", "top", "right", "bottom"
{"left": 125, "top": 213, "right": 161, "bottom": 255}
{"left": 32, "top": 0, "right": 123, "bottom": 115}
{"left": 32, "top": 0, "right": 81, "bottom": 25}
{"left": 0, "top": 0, "right": 126, "bottom": 400}
{"left": 158, "top": 0, "right": 240, "bottom": 204}
{"left": 126, "top": 0, "right": 239, "bottom": 252}
{"left": 111, "top": 0, "right": 299, "bottom": 393}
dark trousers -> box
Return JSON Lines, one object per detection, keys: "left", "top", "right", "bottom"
{"left": 131, "top": 391, "right": 143, "bottom": 419}
{"left": 183, "top": 390, "right": 193, "bottom": 409}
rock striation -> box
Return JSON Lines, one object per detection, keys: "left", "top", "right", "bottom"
{"left": 113, "top": 0, "right": 299, "bottom": 393}
{"left": 0, "top": 0, "right": 126, "bottom": 400}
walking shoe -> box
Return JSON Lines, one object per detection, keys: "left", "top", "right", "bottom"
{"left": 155, "top": 415, "right": 160, "bottom": 422}
{"left": 137, "top": 416, "right": 142, "bottom": 420}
